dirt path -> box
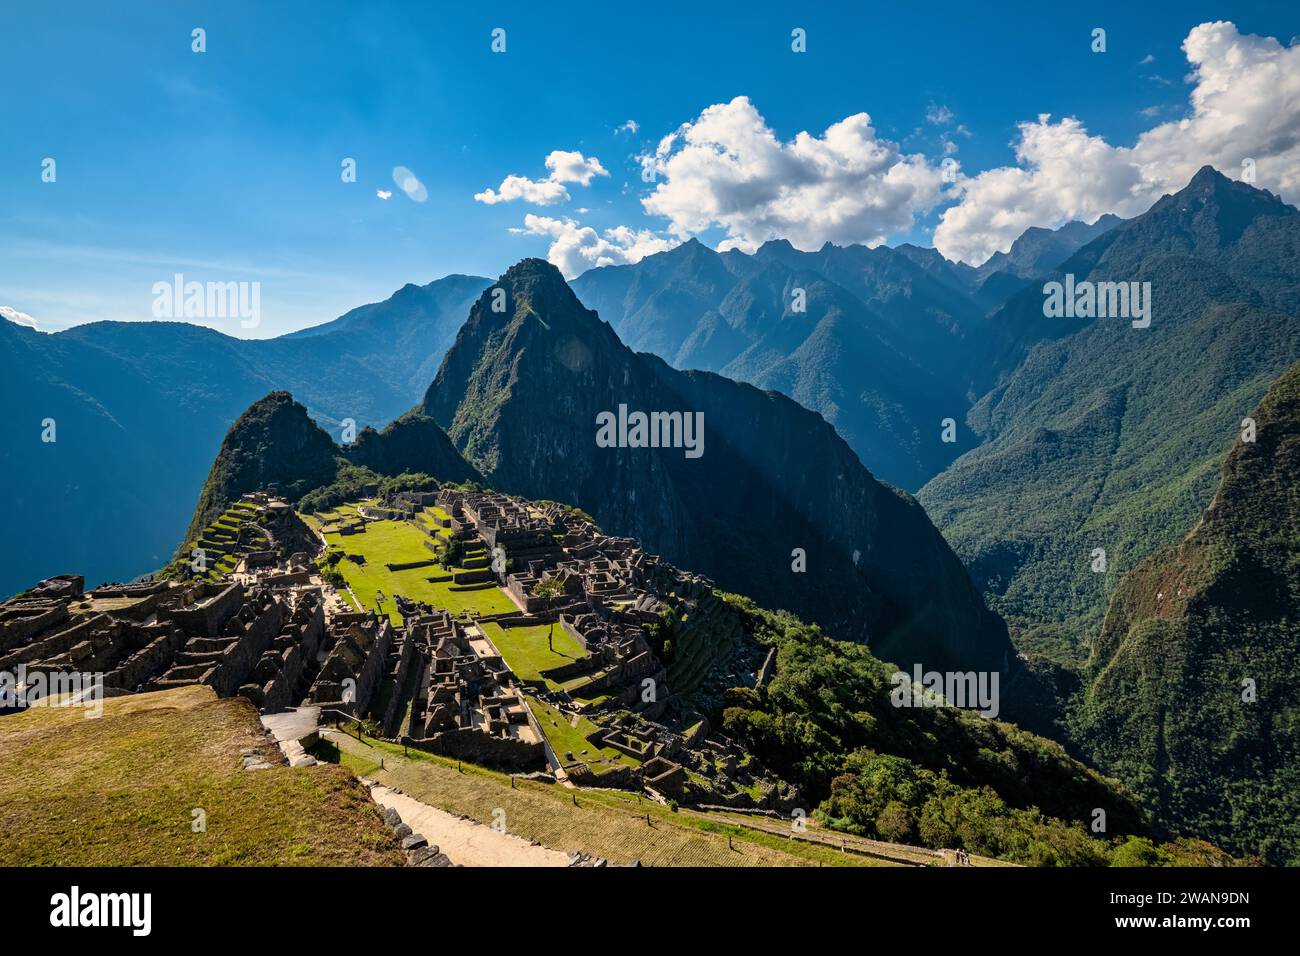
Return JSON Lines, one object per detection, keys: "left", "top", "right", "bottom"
{"left": 367, "top": 784, "right": 570, "bottom": 867}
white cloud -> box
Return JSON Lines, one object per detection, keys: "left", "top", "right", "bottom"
{"left": 1139, "top": 53, "right": 1156, "bottom": 65}
{"left": 0, "top": 305, "right": 38, "bottom": 330}
{"left": 934, "top": 22, "right": 1300, "bottom": 263}
{"left": 513, "top": 214, "right": 675, "bottom": 278}
{"left": 376, "top": 189, "right": 392, "bottom": 200}
{"left": 638, "top": 95, "right": 951, "bottom": 253}
{"left": 544, "top": 150, "right": 608, "bottom": 186}
{"left": 475, "top": 149, "right": 608, "bottom": 205}
{"left": 926, "top": 103, "right": 954, "bottom": 125}
{"left": 476, "top": 175, "right": 570, "bottom": 206}
{"left": 616, "top": 120, "right": 640, "bottom": 135}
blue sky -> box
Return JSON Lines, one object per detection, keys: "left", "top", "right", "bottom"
{"left": 1, "top": 0, "right": 1295, "bottom": 336}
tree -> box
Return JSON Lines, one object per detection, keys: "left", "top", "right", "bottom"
{"left": 442, "top": 536, "right": 464, "bottom": 570}
{"left": 532, "top": 576, "right": 565, "bottom": 650}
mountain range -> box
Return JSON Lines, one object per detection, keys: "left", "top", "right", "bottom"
{"left": 6, "top": 167, "right": 1295, "bottom": 673}
{"left": 7, "top": 164, "right": 1300, "bottom": 860}
{"left": 0, "top": 274, "right": 487, "bottom": 595}
{"left": 919, "top": 167, "right": 1300, "bottom": 662}
{"left": 570, "top": 215, "right": 1121, "bottom": 490}
{"left": 0, "top": 202, "right": 1111, "bottom": 599}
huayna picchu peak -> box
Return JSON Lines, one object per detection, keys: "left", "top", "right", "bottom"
{"left": 424, "top": 258, "right": 1017, "bottom": 679}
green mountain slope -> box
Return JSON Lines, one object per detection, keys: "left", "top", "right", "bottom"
{"left": 181, "top": 391, "right": 478, "bottom": 555}
{"left": 920, "top": 168, "right": 1300, "bottom": 661}
{"left": 1073, "top": 361, "right": 1300, "bottom": 864}
{"left": 183, "top": 392, "right": 343, "bottom": 542}
{"left": 719, "top": 595, "right": 1191, "bottom": 866}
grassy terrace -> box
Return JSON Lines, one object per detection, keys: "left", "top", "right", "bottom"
{"left": 414, "top": 505, "right": 454, "bottom": 539}
{"left": 323, "top": 730, "right": 885, "bottom": 867}
{"left": 188, "top": 500, "right": 268, "bottom": 581}
{"left": 525, "top": 694, "right": 638, "bottom": 776}
{"left": 308, "top": 508, "right": 516, "bottom": 623}
{"left": 0, "top": 686, "right": 404, "bottom": 866}
{"left": 481, "top": 622, "right": 587, "bottom": 687}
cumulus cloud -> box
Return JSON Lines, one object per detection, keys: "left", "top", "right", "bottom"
{"left": 513, "top": 214, "right": 675, "bottom": 278}
{"left": 475, "top": 149, "right": 609, "bottom": 205}
{"left": 0, "top": 305, "right": 38, "bottom": 330}
{"left": 934, "top": 21, "right": 1300, "bottom": 263}
{"left": 638, "top": 95, "right": 951, "bottom": 253}
{"left": 616, "top": 120, "right": 640, "bottom": 135}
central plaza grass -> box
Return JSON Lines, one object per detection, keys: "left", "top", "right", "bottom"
{"left": 0, "top": 686, "right": 404, "bottom": 866}
{"left": 316, "top": 515, "right": 516, "bottom": 623}
{"left": 481, "top": 622, "right": 587, "bottom": 686}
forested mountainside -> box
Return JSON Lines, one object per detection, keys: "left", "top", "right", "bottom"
{"left": 920, "top": 168, "right": 1300, "bottom": 662}
{"left": 571, "top": 217, "right": 1115, "bottom": 490}
{"left": 1072, "top": 360, "right": 1300, "bottom": 865}
{"left": 180, "top": 391, "right": 478, "bottom": 550}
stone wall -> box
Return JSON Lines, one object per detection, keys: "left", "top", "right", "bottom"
{"left": 168, "top": 582, "right": 245, "bottom": 637}
{"left": 204, "top": 598, "right": 284, "bottom": 697}
{"left": 382, "top": 630, "right": 418, "bottom": 737}
{"left": 411, "top": 727, "right": 544, "bottom": 771}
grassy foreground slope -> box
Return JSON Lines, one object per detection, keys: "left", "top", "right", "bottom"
{"left": 322, "top": 729, "right": 902, "bottom": 867}
{"left": 0, "top": 686, "right": 404, "bottom": 866}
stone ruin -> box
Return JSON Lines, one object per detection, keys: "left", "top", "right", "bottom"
{"left": 396, "top": 606, "right": 544, "bottom": 770}
{"left": 3, "top": 483, "right": 795, "bottom": 812}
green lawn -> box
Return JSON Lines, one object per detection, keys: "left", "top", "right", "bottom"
{"left": 525, "top": 695, "right": 639, "bottom": 775}
{"left": 481, "top": 622, "right": 587, "bottom": 687}
{"left": 319, "top": 514, "right": 516, "bottom": 623}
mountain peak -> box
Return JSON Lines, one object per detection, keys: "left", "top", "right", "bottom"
{"left": 183, "top": 391, "right": 339, "bottom": 543}
{"left": 481, "top": 258, "right": 593, "bottom": 330}
{"left": 1169, "top": 163, "right": 1293, "bottom": 213}
{"left": 756, "top": 238, "right": 795, "bottom": 255}
{"left": 1185, "top": 164, "right": 1230, "bottom": 191}
{"left": 500, "top": 256, "right": 566, "bottom": 283}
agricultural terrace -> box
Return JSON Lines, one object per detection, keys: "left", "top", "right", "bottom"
{"left": 191, "top": 499, "right": 267, "bottom": 581}
{"left": 306, "top": 505, "right": 516, "bottom": 623}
